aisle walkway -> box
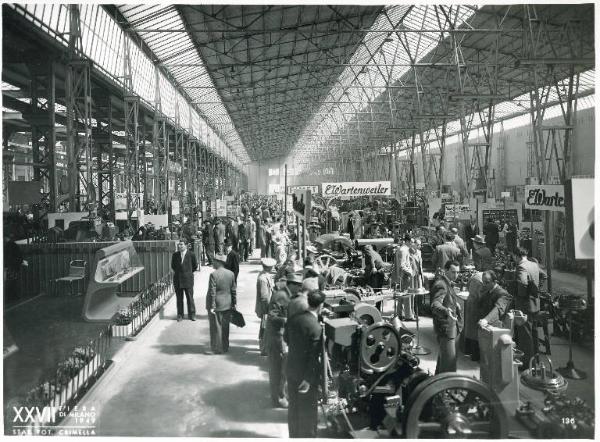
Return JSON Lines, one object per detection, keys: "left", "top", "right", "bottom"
{"left": 64, "top": 251, "right": 288, "bottom": 437}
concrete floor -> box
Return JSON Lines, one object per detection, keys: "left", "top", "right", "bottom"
{"left": 62, "top": 251, "right": 595, "bottom": 437}
{"left": 62, "top": 250, "right": 289, "bottom": 437}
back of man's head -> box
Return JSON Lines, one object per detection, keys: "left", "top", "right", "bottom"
{"left": 444, "top": 232, "right": 455, "bottom": 242}
{"left": 307, "top": 290, "right": 326, "bottom": 309}
{"left": 515, "top": 246, "right": 529, "bottom": 258}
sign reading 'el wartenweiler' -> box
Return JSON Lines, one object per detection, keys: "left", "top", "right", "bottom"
{"left": 322, "top": 181, "right": 391, "bottom": 197}
{"left": 524, "top": 184, "right": 565, "bottom": 212}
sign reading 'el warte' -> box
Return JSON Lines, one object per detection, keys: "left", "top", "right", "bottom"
{"left": 322, "top": 181, "right": 391, "bottom": 197}
{"left": 524, "top": 184, "right": 565, "bottom": 212}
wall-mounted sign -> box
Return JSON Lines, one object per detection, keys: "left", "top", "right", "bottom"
{"left": 210, "top": 200, "right": 217, "bottom": 213}
{"left": 287, "top": 185, "right": 319, "bottom": 194}
{"left": 565, "top": 178, "right": 594, "bottom": 260}
{"left": 292, "top": 189, "right": 312, "bottom": 220}
{"left": 500, "top": 191, "right": 511, "bottom": 198}
{"left": 322, "top": 181, "right": 391, "bottom": 198}
{"left": 524, "top": 184, "right": 565, "bottom": 212}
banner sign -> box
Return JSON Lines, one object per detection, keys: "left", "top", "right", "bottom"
{"left": 287, "top": 185, "right": 319, "bottom": 195}
{"left": 292, "top": 189, "right": 312, "bottom": 220}
{"left": 524, "top": 184, "right": 565, "bottom": 212}
{"left": 322, "top": 181, "right": 391, "bottom": 198}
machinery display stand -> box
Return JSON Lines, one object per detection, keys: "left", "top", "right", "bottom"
{"left": 557, "top": 308, "right": 587, "bottom": 380}
{"left": 393, "top": 288, "right": 430, "bottom": 355}
{"left": 412, "top": 291, "right": 431, "bottom": 356}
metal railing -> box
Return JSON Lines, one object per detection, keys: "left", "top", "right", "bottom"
{"left": 22, "top": 324, "right": 112, "bottom": 418}
{"left": 19, "top": 273, "right": 174, "bottom": 430}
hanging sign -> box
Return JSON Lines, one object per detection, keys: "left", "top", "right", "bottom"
{"left": 216, "top": 199, "right": 227, "bottom": 217}
{"left": 524, "top": 184, "right": 565, "bottom": 212}
{"left": 210, "top": 200, "right": 217, "bottom": 213}
{"left": 115, "top": 192, "right": 143, "bottom": 210}
{"left": 287, "top": 185, "right": 319, "bottom": 195}
{"left": 292, "top": 189, "right": 312, "bottom": 220}
{"left": 115, "top": 193, "right": 128, "bottom": 211}
{"left": 322, "top": 181, "right": 391, "bottom": 197}
{"left": 171, "top": 200, "right": 180, "bottom": 216}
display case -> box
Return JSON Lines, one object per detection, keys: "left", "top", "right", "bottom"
{"left": 82, "top": 241, "right": 145, "bottom": 321}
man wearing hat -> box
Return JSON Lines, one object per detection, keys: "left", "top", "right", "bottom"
{"left": 288, "top": 275, "right": 317, "bottom": 320}
{"left": 225, "top": 240, "right": 240, "bottom": 283}
{"left": 256, "top": 257, "right": 276, "bottom": 356}
{"left": 265, "top": 270, "right": 303, "bottom": 408}
{"left": 472, "top": 235, "right": 494, "bottom": 271}
{"left": 464, "top": 217, "right": 479, "bottom": 252}
{"left": 206, "top": 254, "right": 237, "bottom": 354}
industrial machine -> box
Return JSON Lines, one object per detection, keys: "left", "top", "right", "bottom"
{"left": 322, "top": 309, "right": 508, "bottom": 438}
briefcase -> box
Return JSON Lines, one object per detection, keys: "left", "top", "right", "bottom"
{"left": 230, "top": 309, "right": 246, "bottom": 328}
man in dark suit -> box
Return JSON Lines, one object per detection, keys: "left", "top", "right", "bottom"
{"left": 483, "top": 217, "right": 499, "bottom": 255}
{"left": 284, "top": 290, "right": 325, "bottom": 438}
{"left": 202, "top": 220, "right": 215, "bottom": 265}
{"left": 266, "top": 270, "right": 302, "bottom": 408}
{"left": 513, "top": 246, "right": 543, "bottom": 367}
{"left": 206, "top": 254, "right": 237, "bottom": 354}
{"left": 171, "top": 240, "right": 199, "bottom": 322}
{"left": 464, "top": 218, "right": 479, "bottom": 252}
{"left": 432, "top": 232, "right": 461, "bottom": 272}
{"left": 478, "top": 270, "right": 512, "bottom": 328}
{"left": 431, "top": 260, "right": 463, "bottom": 373}
{"left": 258, "top": 218, "right": 268, "bottom": 258}
{"left": 225, "top": 241, "right": 240, "bottom": 282}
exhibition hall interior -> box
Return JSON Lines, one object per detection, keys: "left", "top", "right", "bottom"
{"left": 2, "top": 2, "right": 596, "bottom": 438}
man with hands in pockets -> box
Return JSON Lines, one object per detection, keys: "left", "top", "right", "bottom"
{"left": 205, "top": 254, "right": 237, "bottom": 355}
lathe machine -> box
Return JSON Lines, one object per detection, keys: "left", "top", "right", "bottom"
{"left": 322, "top": 306, "right": 508, "bottom": 438}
